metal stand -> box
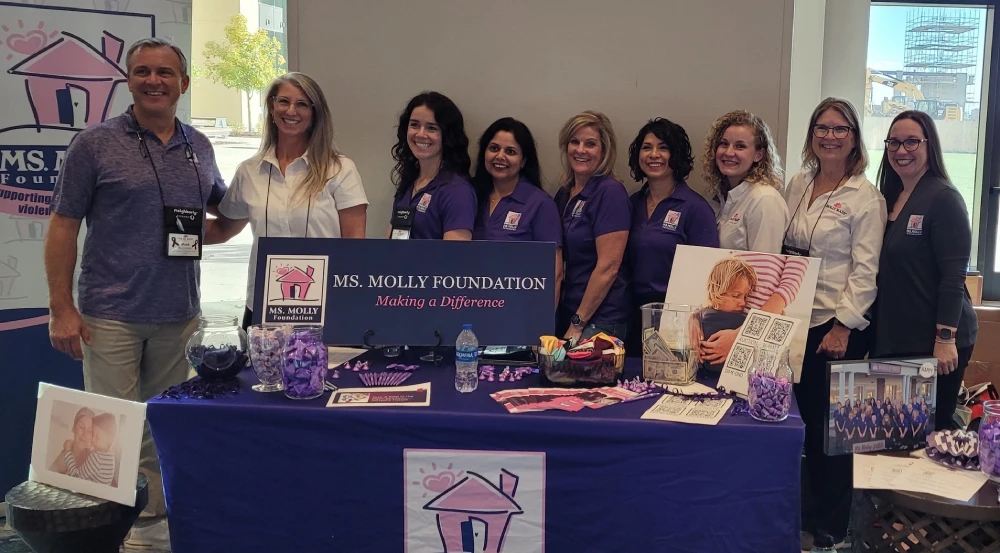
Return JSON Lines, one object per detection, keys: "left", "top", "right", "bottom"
{"left": 362, "top": 330, "right": 376, "bottom": 349}
{"left": 419, "top": 330, "right": 444, "bottom": 365}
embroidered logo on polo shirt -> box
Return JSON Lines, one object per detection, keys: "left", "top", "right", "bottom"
{"left": 503, "top": 211, "right": 522, "bottom": 231}
{"left": 906, "top": 214, "right": 924, "bottom": 236}
{"left": 663, "top": 210, "right": 681, "bottom": 231}
{"left": 826, "top": 202, "right": 848, "bottom": 217}
{"left": 416, "top": 193, "right": 432, "bottom": 213}
{"left": 572, "top": 200, "right": 585, "bottom": 218}
{"left": 728, "top": 211, "right": 741, "bottom": 223}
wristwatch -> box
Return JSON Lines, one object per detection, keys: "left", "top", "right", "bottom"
{"left": 571, "top": 313, "right": 586, "bottom": 328}
{"left": 832, "top": 318, "right": 848, "bottom": 329}
{"left": 936, "top": 328, "right": 954, "bottom": 341}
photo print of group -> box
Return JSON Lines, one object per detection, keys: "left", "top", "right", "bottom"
{"left": 824, "top": 358, "right": 938, "bottom": 456}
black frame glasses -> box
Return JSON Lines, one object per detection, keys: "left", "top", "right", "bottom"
{"left": 884, "top": 138, "right": 927, "bottom": 152}
{"left": 812, "top": 125, "right": 853, "bottom": 139}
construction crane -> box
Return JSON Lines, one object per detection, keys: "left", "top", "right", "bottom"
{"left": 865, "top": 68, "right": 963, "bottom": 120}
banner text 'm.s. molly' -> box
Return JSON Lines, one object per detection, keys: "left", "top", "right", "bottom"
{"left": 330, "top": 274, "right": 547, "bottom": 290}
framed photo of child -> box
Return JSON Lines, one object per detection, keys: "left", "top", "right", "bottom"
{"left": 824, "top": 357, "right": 938, "bottom": 456}
{"left": 29, "top": 383, "right": 147, "bottom": 506}
{"left": 663, "top": 246, "right": 821, "bottom": 382}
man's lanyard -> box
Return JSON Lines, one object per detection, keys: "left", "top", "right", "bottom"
{"left": 133, "top": 114, "right": 205, "bottom": 209}
{"left": 132, "top": 114, "right": 207, "bottom": 259}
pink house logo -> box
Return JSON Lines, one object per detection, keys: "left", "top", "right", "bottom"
{"left": 7, "top": 30, "right": 127, "bottom": 129}
{"left": 423, "top": 469, "right": 524, "bottom": 553}
{"left": 275, "top": 265, "right": 315, "bottom": 300}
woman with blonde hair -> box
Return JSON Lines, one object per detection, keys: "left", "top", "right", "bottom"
{"left": 784, "top": 98, "right": 886, "bottom": 551}
{"left": 205, "top": 72, "right": 369, "bottom": 329}
{"left": 703, "top": 110, "right": 788, "bottom": 253}
{"left": 553, "top": 110, "right": 631, "bottom": 343}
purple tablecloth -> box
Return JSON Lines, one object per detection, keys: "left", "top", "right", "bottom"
{"left": 147, "top": 355, "right": 803, "bottom": 553}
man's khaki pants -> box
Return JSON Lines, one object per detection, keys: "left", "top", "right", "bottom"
{"left": 81, "top": 313, "right": 199, "bottom": 519}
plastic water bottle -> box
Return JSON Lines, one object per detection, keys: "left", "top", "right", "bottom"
{"left": 455, "top": 324, "right": 479, "bottom": 393}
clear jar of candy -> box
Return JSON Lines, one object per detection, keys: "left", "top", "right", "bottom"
{"left": 282, "top": 325, "right": 328, "bottom": 400}
{"left": 185, "top": 315, "right": 249, "bottom": 380}
{"left": 248, "top": 324, "right": 289, "bottom": 392}
{"left": 979, "top": 400, "right": 1000, "bottom": 481}
{"left": 747, "top": 346, "right": 793, "bottom": 423}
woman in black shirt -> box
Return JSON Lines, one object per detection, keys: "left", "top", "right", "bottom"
{"left": 873, "top": 110, "right": 978, "bottom": 430}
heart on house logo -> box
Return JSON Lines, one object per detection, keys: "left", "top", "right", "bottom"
{"left": 404, "top": 449, "right": 545, "bottom": 553}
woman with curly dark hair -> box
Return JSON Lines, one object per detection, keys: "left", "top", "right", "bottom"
{"left": 389, "top": 91, "right": 476, "bottom": 240}
{"left": 624, "top": 118, "right": 718, "bottom": 356}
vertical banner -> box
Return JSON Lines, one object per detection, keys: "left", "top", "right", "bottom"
{"left": 0, "top": 0, "right": 190, "bottom": 503}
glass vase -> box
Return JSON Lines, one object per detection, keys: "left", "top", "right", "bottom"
{"left": 747, "top": 346, "right": 793, "bottom": 423}
{"left": 979, "top": 400, "right": 1000, "bottom": 481}
{"left": 185, "top": 315, "right": 249, "bottom": 380}
{"left": 281, "top": 325, "right": 328, "bottom": 400}
{"left": 248, "top": 324, "right": 289, "bottom": 392}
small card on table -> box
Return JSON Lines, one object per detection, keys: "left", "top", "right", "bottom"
{"left": 326, "top": 383, "right": 431, "bottom": 407}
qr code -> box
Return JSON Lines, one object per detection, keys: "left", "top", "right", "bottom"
{"left": 728, "top": 343, "right": 755, "bottom": 372}
{"left": 764, "top": 319, "right": 793, "bottom": 345}
{"left": 653, "top": 404, "right": 687, "bottom": 416}
{"left": 743, "top": 313, "right": 769, "bottom": 340}
{"left": 689, "top": 407, "right": 721, "bottom": 419}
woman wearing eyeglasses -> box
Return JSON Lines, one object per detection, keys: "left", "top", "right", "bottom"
{"left": 784, "top": 98, "right": 885, "bottom": 551}
{"left": 205, "top": 72, "right": 369, "bottom": 329}
{"left": 872, "top": 110, "right": 977, "bottom": 432}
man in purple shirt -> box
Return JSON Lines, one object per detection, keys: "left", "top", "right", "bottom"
{"left": 393, "top": 170, "right": 476, "bottom": 239}
{"left": 45, "top": 38, "right": 225, "bottom": 550}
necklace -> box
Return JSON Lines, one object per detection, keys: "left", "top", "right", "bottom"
{"left": 491, "top": 188, "right": 514, "bottom": 204}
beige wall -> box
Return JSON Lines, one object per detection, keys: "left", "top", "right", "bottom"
{"left": 290, "top": 0, "right": 796, "bottom": 236}
{"left": 782, "top": 0, "right": 871, "bottom": 178}
{"left": 191, "top": 0, "right": 245, "bottom": 127}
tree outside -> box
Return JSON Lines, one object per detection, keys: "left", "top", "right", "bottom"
{"left": 202, "top": 14, "right": 286, "bottom": 135}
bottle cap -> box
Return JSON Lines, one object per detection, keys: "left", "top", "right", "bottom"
{"left": 463, "top": 323, "right": 472, "bottom": 329}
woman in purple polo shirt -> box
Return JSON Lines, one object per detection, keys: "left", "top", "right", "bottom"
{"left": 554, "top": 111, "right": 631, "bottom": 343}
{"left": 390, "top": 91, "right": 476, "bottom": 240}
{"left": 625, "top": 118, "right": 719, "bottom": 356}
{"left": 472, "top": 117, "right": 563, "bottom": 304}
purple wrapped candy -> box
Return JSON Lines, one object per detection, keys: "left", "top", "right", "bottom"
{"left": 281, "top": 325, "right": 328, "bottom": 400}
{"left": 979, "top": 416, "right": 1000, "bottom": 480}
{"left": 747, "top": 370, "right": 792, "bottom": 423}
{"left": 248, "top": 324, "right": 288, "bottom": 392}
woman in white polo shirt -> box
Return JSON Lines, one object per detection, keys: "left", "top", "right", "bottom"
{"left": 702, "top": 110, "right": 788, "bottom": 253}
{"left": 205, "top": 72, "right": 368, "bottom": 328}
{"left": 784, "top": 98, "right": 886, "bottom": 550}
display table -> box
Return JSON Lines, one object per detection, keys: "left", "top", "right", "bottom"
{"left": 852, "top": 485, "right": 1000, "bottom": 552}
{"left": 147, "top": 355, "right": 804, "bottom": 553}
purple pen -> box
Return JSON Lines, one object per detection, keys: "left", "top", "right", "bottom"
{"left": 621, "top": 392, "right": 662, "bottom": 404}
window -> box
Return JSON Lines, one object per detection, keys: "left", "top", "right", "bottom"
{"left": 864, "top": 4, "right": 991, "bottom": 269}
{"left": 190, "top": 0, "right": 288, "bottom": 319}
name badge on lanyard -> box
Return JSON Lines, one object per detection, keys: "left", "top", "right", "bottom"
{"left": 164, "top": 206, "right": 204, "bottom": 259}
{"left": 391, "top": 207, "right": 415, "bottom": 240}
{"left": 781, "top": 243, "right": 809, "bottom": 257}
